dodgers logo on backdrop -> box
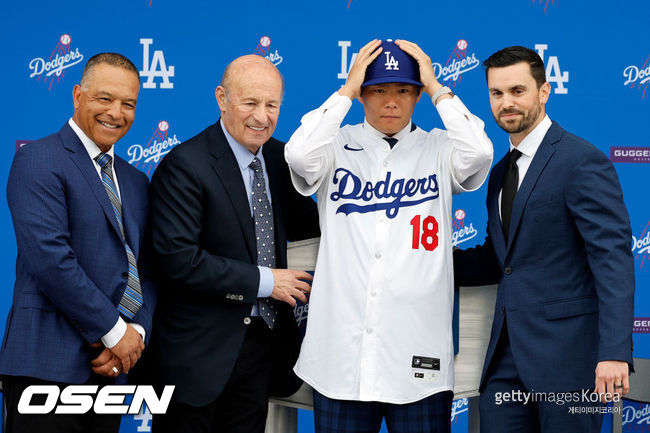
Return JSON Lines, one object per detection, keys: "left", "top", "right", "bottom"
{"left": 623, "top": 56, "right": 650, "bottom": 99}
{"left": 451, "top": 398, "right": 468, "bottom": 423}
{"left": 622, "top": 401, "right": 650, "bottom": 430}
{"left": 329, "top": 168, "right": 440, "bottom": 218}
{"left": 610, "top": 146, "right": 650, "bottom": 163}
{"left": 139, "top": 38, "right": 175, "bottom": 89}
{"left": 28, "top": 34, "right": 84, "bottom": 91}
{"left": 632, "top": 221, "right": 650, "bottom": 270}
{"left": 432, "top": 39, "right": 480, "bottom": 87}
{"left": 451, "top": 209, "right": 478, "bottom": 247}
{"left": 532, "top": 0, "right": 555, "bottom": 12}
{"left": 294, "top": 303, "right": 309, "bottom": 329}
{"left": 534, "top": 44, "right": 569, "bottom": 94}
{"left": 253, "top": 36, "right": 283, "bottom": 66}
{"left": 128, "top": 121, "right": 181, "bottom": 177}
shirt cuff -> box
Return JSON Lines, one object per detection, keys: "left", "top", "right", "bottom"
{"left": 101, "top": 317, "right": 127, "bottom": 349}
{"left": 130, "top": 323, "right": 146, "bottom": 342}
{"left": 258, "top": 266, "right": 274, "bottom": 298}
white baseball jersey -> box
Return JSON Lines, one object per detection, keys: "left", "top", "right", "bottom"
{"left": 285, "top": 92, "right": 493, "bottom": 403}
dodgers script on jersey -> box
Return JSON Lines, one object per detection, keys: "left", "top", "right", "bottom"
{"left": 285, "top": 92, "right": 493, "bottom": 403}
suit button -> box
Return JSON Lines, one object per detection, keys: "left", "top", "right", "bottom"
{"left": 501, "top": 307, "right": 505, "bottom": 314}
{"left": 243, "top": 317, "right": 251, "bottom": 325}
{"left": 121, "top": 272, "right": 129, "bottom": 279}
{"left": 238, "top": 295, "right": 244, "bottom": 301}
{"left": 504, "top": 267, "right": 512, "bottom": 275}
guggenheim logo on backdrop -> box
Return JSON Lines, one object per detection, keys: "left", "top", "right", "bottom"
{"left": 610, "top": 146, "right": 650, "bottom": 163}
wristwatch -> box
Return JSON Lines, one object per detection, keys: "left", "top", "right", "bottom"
{"left": 432, "top": 86, "right": 454, "bottom": 105}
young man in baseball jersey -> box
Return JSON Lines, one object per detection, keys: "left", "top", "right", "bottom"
{"left": 284, "top": 39, "right": 493, "bottom": 433}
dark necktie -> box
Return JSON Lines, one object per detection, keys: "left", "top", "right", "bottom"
{"left": 249, "top": 157, "right": 278, "bottom": 329}
{"left": 95, "top": 153, "right": 143, "bottom": 319}
{"left": 501, "top": 149, "right": 523, "bottom": 243}
{"left": 383, "top": 137, "right": 398, "bottom": 149}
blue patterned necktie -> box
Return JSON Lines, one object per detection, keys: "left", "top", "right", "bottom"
{"left": 95, "top": 153, "right": 143, "bottom": 320}
{"left": 249, "top": 157, "right": 278, "bottom": 329}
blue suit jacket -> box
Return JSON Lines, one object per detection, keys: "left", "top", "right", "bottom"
{"left": 0, "top": 123, "right": 157, "bottom": 384}
{"left": 455, "top": 122, "right": 634, "bottom": 393}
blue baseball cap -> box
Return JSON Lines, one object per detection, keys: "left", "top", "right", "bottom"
{"left": 362, "top": 39, "right": 423, "bottom": 87}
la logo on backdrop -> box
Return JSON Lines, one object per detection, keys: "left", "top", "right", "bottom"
{"left": 623, "top": 55, "right": 650, "bottom": 99}
{"left": 128, "top": 121, "right": 181, "bottom": 178}
{"left": 254, "top": 36, "right": 283, "bottom": 66}
{"left": 534, "top": 44, "right": 569, "bottom": 94}
{"left": 28, "top": 34, "right": 84, "bottom": 91}
{"left": 139, "top": 38, "right": 175, "bottom": 89}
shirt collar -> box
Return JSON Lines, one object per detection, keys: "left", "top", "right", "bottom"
{"left": 68, "top": 118, "right": 116, "bottom": 162}
{"left": 220, "top": 119, "right": 265, "bottom": 171}
{"left": 509, "top": 115, "right": 552, "bottom": 158}
{"left": 363, "top": 119, "right": 413, "bottom": 143}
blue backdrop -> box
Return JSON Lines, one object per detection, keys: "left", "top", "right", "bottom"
{"left": 2, "top": 0, "right": 649, "bottom": 431}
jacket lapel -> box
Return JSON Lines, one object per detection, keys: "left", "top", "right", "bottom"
{"left": 505, "top": 122, "right": 562, "bottom": 254}
{"left": 207, "top": 122, "right": 257, "bottom": 262}
{"left": 60, "top": 123, "right": 124, "bottom": 243}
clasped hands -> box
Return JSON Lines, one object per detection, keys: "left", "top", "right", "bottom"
{"left": 90, "top": 324, "right": 144, "bottom": 377}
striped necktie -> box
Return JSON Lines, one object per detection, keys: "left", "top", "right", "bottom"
{"left": 95, "top": 153, "right": 143, "bottom": 320}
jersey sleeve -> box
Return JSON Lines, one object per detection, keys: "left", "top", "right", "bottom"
{"left": 284, "top": 92, "right": 352, "bottom": 196}
{"left": 434, "top": 95, "right": 493, "bottom": 194}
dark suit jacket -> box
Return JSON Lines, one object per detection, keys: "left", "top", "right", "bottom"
{"left": 0, "top": 123, "right": 157, "bottom": 384}
{"left": 455, "top": 122, "right": 634, "bottom": 393}
{"left": 149, "top": 121, "right": 319, "bottom": 406}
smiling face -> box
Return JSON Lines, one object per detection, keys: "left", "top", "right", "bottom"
{"left": 359, "top": 82, "right": 421, "bottom": 136}
{"left": 216, "top": 56, "right": 283, "bottom": 154}
{"left": 72, "top": 63, "right": 140, "bottom": 152}
{"left": 487, "top": 62, "right": 550, "bottom": 146}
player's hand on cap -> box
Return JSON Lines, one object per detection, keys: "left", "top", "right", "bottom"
{"left": 270, "top": 269, "right": 313, "bottom": 306}
{"left": 339, "top": 39, "right": 383, "bottom": 101}
{"left": 395, "top": 40, "right": 442, "bottom": 97}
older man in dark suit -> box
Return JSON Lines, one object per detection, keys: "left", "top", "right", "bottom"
{"left": 149, "top": 54, "right": 319, "bottom": 433}
{"left": 0, "top": 53, "right": 156, "bottom": 433}
{"left": 455, "top": 46, "right": 634, "bottom": 433}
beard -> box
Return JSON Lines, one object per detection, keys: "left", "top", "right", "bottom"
{"left": 494, "top": 102, "right": 542, "bottom": 135}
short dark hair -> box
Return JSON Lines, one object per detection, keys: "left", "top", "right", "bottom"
{"left": 483, "top": 46, "right": 546, "bottom": 88}
{"left": 80, "top": 52, "right": 140, "bottom": 88}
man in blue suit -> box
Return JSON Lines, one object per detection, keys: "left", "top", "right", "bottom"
{"left": 454, "top": 46, "right": 634, "bottom": 432}
{"left": 0, "top": 53, "right": 157, "bottom": 433}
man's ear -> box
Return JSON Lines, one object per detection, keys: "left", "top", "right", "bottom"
{"left": 215, "top": 86, "right": 227, "bottom": 112}
{"left": 539, "top": 81, "right": 551, "bottom": 104}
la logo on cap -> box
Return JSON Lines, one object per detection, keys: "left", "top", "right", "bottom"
{"left": 384, "top": 52, "right": 399, "bottom": 70}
